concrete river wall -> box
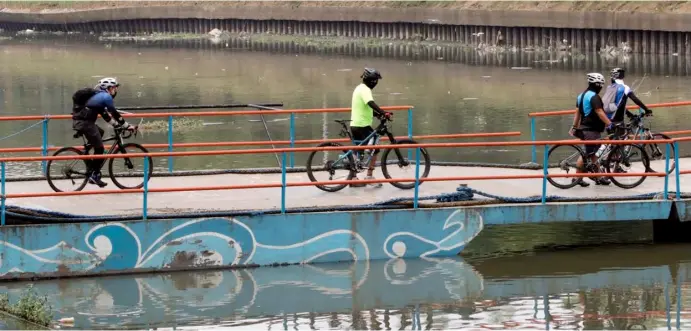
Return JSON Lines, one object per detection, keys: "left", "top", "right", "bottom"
{"left": 0, "top": 5, "right": 691, "bottom": 54}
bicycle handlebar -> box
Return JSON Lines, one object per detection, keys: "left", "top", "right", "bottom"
{"left": 117, "top": 125, "right": 139, "bottom": 139}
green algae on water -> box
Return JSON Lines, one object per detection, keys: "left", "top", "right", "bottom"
{"left": 139, "top": 117, "right": 206, "bottom": 133}
{"left": 0, "top": 285, "right": 53, "bottom": 327}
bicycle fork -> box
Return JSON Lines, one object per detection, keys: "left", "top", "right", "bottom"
{"left": 386, "top": 132, "right": 410, "bottom": 166}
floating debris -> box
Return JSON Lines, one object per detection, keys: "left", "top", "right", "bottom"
{"left": 511, "top": 67, "right": 532, "bottom": 70}
{"left": 390, "top": 92, "right": 404, "bottom": 95}
{"left": 481, "top": 76, "right": 492, "bottom": 78}
{"left": 462, "top": 97, "right": 479, "bottom": 101}
{"left": 58, "top": 317, "right": 75, "bottom": 324}
{"left": 202, "top": 122, "right": 224, "bottom": 126}
{"left": 208, "top": 28, "right": 222, "bottom": 37}
{"left": 336, "top": 68, "right": 352, "bottom": 72}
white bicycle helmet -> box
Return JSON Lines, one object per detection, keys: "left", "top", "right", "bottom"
{"left": 586, "top": 72, "right": 605, "bottom": 86}
{"left": 96, "top": 77, "right": 120, "bottom": 90}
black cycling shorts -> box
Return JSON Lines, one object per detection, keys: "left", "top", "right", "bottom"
{"left": 350, "top": 126, "right": 379, "bottom": 154}
{"left": 574, "top": 129, "right": 602, "bottom": 156}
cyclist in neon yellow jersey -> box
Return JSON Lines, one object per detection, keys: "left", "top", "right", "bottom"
{"left": 350, "top": 68, "right": 392, "bottom": 188}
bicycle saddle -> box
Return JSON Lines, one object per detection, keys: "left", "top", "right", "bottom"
{"left": 334, "top": 119, "right": 351, "bottom": 124}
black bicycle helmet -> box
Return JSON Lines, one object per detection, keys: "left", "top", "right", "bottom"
{"left": 361, "top": 68, "right": 382, "bottom": 81}
{"left": 610, "top": 67, "right": 625, "bottom": 80}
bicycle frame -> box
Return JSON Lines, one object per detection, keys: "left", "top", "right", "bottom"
{"left": 561, "top": 142, "right": 614, "bottom": 169}
{"left": 333, "top": 119, "right": 402, "bottom": 170}
{"left": 79, "top": 128, "right": 136, "bottom": 172}
{"left": 82, "top": 134, "right": 121, "bottom": 156}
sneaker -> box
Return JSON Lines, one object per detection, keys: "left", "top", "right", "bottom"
{"left": 88, "top": 172, "right": 108, "bottom": 188}
{"left": 595, "top": 177, "right": 611, "bottom": 186}
{"left": 572, "top": 178, "right": 589, "bottom": 187}
{"left": 364, "top": 175, "right": 383, "bottom": 188}
{"left": 349, "top": 177, "right": 366, "bottom": 188}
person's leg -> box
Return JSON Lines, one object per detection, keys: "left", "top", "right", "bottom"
{"left": 573, "top": 130, "right": 589, "bottom": 187}
{"left": 82, "top": 123, "right": 107, "bottom": 187}
{"left": 361, "top": 126, "right": 382, "bottom": 188}
{"left": 349, "top": 126, "right": 381, "bottom": 188}
{"left": 584, "top": 131, "right": 610, "bottom": 185}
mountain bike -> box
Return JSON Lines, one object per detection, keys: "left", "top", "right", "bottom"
{"left": 621, "top": 110, "right": 674, "bottom": 174}
{"left": 46, "top": 126, "right": 153, "bottom": 192}
{"left": 547, "top": 126, "right": 651, "bottom": 189}
{"left": 306, "top": 116, "right": 431, "bottom": 192}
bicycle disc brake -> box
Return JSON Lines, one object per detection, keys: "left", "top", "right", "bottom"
{"left": 558, "top": 160, "right": 571, "bottom": 172}
{"left": 124, "top": 158, "right": 135, "bottom": 170}
{"left": 62, "top": 166, "right": 76, "bottom": 184}
{"left": 325, "top": 161, "right": 338, "bottom": 180}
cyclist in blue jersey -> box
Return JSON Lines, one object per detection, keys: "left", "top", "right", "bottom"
{"left": 569, "top": 73, "right": 614, "bottom": 187}
{"left": 606, "top": 68, "right": 652, "bottom": 124}
{"left": 71, "top": 77, "right": 134, "bottom": 188}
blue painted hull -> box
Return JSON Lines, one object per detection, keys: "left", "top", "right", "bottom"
{"left": 0, "top": 200, "right": 675, "bottom": 279}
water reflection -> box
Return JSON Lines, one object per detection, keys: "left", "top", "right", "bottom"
{"left": 2, "top": 244, "right": 691, "bottom": 329}
{"left": 10, "top": 35, "right": 691, "bottom": 77}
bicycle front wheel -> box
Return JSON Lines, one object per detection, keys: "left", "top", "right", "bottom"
{"left": 380, "top": 139, "right": 431, "bottom": 190}
{"left": 645, "top": 133, "right": 675, "bottom": 174}
{"left": 46, "top": 147, "right": 89, "bottom": 192}
{"left": 108, "top": 143, "right": 154, "bottom": 190}
{"left": 605, "top": 144, "right": 650, "bottom": 189}
{"left": 306, "top": 142, "right": 356, "bottom": 192}
{"left": 546, "top": 144, "right": 586, "bottom": 189}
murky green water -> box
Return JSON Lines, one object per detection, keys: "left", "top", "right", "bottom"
{"left": 0, "top": 35, "right": 690, "bottom": 330}
{"left": 1, "top": 36, "right": 691, "bottom": 176}
{"left": 1, "top": 243, "right": 690, "bottom": 330}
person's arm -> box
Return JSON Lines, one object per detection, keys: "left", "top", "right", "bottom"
{"left": 100, "top": 95, "right": 131, "bottom": 127}
{"left": 367, "top": 100, "right": 388, "bottom": 118}
{"left": 628, "top": 91, "right": 652, "bottom": 115}
{"left": 361, "top": 87, "right": 389, "bottom": 118}
{"left": 591, "top": 95, "right": 612, "bottom": 128}
{"left": 570, "top": 111, "right": 581, "bottom": 136}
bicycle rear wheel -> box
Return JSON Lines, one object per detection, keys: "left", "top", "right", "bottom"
{"left": 546, "top": 144, "right": 586, "bottom": 189}
{"left": 380, "top": 139, "right": 431, "bottom": 190}
{"left": 108, "top": 143, "right": 154, "bottom": 189}
{"left": 306, "top": 142, "right": 356, "bottom": 192}
{"left": 46, "top": 147, "right": 89, "bottom": 192}
{"left": 605, "top": 144, "right": 650, "bottom": 189}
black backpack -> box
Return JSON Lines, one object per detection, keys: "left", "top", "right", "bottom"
{"left": 71, "top": 87, "right": 99, "bottom": 111}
